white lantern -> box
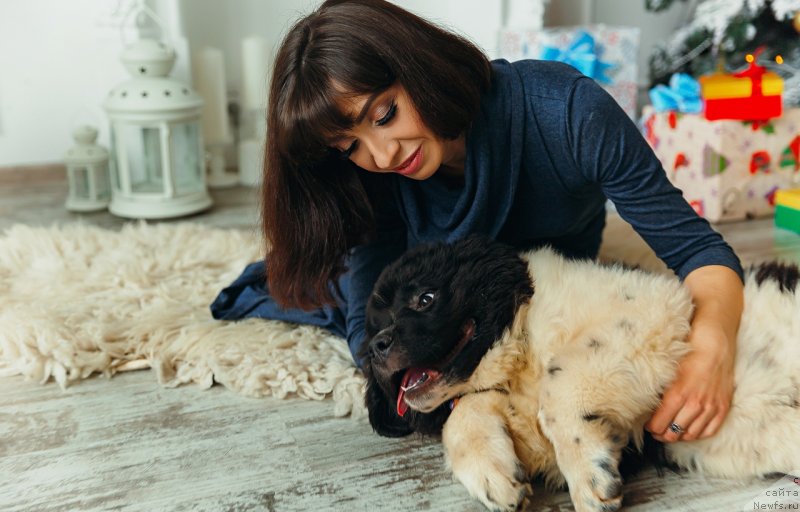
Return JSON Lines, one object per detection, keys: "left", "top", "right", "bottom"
{"left": 64, "top": 126, "right": 111, "bottom": 212}
{"left": 104, "top": 38, "right": 212, "bottom": 219}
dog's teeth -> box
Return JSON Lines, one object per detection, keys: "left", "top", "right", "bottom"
{"left": 401, "top": 371, "right": 430, "bottom": 392}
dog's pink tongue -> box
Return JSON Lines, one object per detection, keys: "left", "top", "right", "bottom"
{"left": 396, "top": 368, "right": 438, "bottom": 417}
{"left": 397, "top": 369, "right": 416, "bottom": 417}
{"left": 396, "top": 388, "right": 409, "bottom": 418}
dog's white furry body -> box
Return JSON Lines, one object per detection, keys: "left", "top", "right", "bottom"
{"left": 442, "top": 248, "right": 800, "bottom": 512}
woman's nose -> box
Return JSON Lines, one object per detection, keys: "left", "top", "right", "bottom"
{"left": 365, "top": 137, "right": 399, "bottom": 170}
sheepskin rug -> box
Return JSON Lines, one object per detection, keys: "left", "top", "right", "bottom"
{"left": 0, "top": 222, "right": 366, "bottom": 418}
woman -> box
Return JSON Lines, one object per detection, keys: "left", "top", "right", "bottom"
{"left": 211, "top": 0, "right": 744, "bottom": 445}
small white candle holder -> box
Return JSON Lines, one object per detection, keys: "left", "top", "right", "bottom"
{"left": 206, "top": 143, "right": 239, "bottom": 188}
{"left": 64, "top": 126, "right": 111, "bottom": 212}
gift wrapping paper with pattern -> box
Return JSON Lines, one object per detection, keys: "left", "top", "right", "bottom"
{"left": 498, "top": 24, "right": 640, "bottom": 119}
{"left": 643, "top": 106, "right": 800, "bottom": 223}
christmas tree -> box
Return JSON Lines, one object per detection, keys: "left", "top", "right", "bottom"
{"left": 647, "top": 0, "right": 800, "bottom": 106}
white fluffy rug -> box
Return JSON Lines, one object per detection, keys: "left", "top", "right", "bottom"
{"left": 0, "top": 222, "right": 366, "bottom": 418}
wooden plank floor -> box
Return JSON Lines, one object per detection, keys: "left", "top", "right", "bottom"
{"left": 2, "top": 166, "right": 799, "bottom": 512}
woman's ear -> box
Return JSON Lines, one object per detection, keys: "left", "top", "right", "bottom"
{"left": 364, "top": 369, "right": 415, "bottom": 438}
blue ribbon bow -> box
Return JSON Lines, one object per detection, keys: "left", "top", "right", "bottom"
{"left": 539, "top": 31, "right": 615, "bottom": 85}
{"left": 648, "top": 73, "right": 703, "bottom": 113}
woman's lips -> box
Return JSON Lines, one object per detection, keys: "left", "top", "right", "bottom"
{"left": 394, "top": 146, "right": 422, "bottom": 176}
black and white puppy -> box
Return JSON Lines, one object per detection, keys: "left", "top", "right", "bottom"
{"left": 361, "top": 237, "right": 800, "bottom": 512}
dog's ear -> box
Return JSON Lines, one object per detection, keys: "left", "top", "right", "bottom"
{"left": 364, "top": 368, "right": 415, "bottom": 437}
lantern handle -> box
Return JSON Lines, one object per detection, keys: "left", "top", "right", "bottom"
{"left": 69, "top": 107, "right": 105, "bottom": 134}
{"left": 120, "top": 0, "right": 167, "bottom": 46}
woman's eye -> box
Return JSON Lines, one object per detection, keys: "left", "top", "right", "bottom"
{"left": 375, "top": 101, "right": 397, "bottom": 127}
{"left": 416, "top": 291, "right": 435, "bottom": 310}
{"left": 339, "top": 140, "right": 358, "bottom": 160}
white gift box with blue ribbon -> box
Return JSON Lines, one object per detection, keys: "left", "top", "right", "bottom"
{"left": 498, "top": 25, "right": 641, "bottom": 119}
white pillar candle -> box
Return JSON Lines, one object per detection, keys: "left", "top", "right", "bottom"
{"left": 192, "top": 46, "right": 231, "bottom": 145}
{"left": 241, "top": 36, "right": 271, "bottom": 112}
{"left": 238, "top": 138, "right": 264, "bottom": 187}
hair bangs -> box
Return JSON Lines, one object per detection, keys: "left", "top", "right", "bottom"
{"left": 275, "top": 12, "right": 397, "bottom": 167}
{"left": 275, "top": 72, "right": 350, "bottom": 166}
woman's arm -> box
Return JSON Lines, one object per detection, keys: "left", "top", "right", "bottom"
{"left": 646, "top": 264, "right": 743, "bottom": 441}
{"left": 562, "top": 75, "right": 745, "bottom": 441}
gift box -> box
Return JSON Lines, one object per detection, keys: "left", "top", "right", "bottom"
{"left": 498, "top": 24, "right": 640, "bottom": 119}
{"left": 774, "top": 188, "right": 800, "bottom": 233}
{"left": 642, "top": 105, "right": 800, "bottom": 222}
{"left": 699, "top": 57, "right": 784, "bottom": 121}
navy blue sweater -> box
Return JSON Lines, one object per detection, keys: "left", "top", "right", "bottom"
{"left": 211, "top": 59, "right": 743, "bottom": 364}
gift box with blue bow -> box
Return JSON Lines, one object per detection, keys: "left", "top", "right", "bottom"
{"left": 498, "top": 24, "right": 640, "bottom": 119}
{"left": 648, "top": 73, "right": 704, "bottom": 114}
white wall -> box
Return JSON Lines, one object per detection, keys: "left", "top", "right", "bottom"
{"left": 0, "top": 0, "right": 685, "bottom": 168}
{"left": 0, "top": 1, "right": 133, "bottom": 167}
{"left": 178, "top": 0, "right": 504, "bottom": 101}
{"left": 0, "top": 0, "right": 503, "bottom": 168}
{"left": 546, "top": 0, "right": 691, "bottom": 88}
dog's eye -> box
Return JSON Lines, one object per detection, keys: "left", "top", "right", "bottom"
{"left": 414, "top": 291, "right": 435, "bottom": 311}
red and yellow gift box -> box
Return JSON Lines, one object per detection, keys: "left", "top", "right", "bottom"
{"left": 699, "top": 57, "right": 784, "bottom": 121}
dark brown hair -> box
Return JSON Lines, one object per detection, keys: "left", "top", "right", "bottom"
{"left": 264, "top": 0, "right": 492, "bottom": 309}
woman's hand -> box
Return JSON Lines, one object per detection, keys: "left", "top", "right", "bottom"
{"left": 646, "top": 265, "right": 743, "bottom": 443}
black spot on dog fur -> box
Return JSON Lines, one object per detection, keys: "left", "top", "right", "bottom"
{"left": 588, "top": 338, "right": 602, "bottom": 349}
{"left": 484, "top": 477, "right": 494, "bottom": 504}
{"left": 605, "top": 478, "right": 623, "bottom": 500}
{"left": 514, "top": 462, "right": 527, "bottom": 483}
{"left": 596, "top": 459, "right": 617, "bottom": 476}
{"left": 617, "top": 319, "right": 634, "bottom": 332}
{"left": 752, "top": 261, "right": 800, "bottom": 293}
{"left": 619, "top": 432, "right": 670, "bottom": 478}
{"left": 752, "top": 346, "right": 777, "bottom": 370}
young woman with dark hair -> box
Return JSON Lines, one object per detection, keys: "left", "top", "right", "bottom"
{"left": 211, "top": 0, "right": 744, "bottom": 445}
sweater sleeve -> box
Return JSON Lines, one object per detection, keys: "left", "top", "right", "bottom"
{"left": 339, "top": 174, "right": 407, "bottom": 366}
{"left": 565, "top": 76, "right": 743, "bottom": 281}
{"left": 341, "top": 230, "right": 406, "bottom": 366}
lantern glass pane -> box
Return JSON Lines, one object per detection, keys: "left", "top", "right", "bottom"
{"left": 119, "top": 125, "right": 164, "bottom": 193}
{"left": 170, "top": 122, "right": 203, "bottom": 194}
{"left": 109, "top": 127, "right": 120, "bottom": 191}
{"left": 94, "top": 164, "right": 111, "bottom": 200}
{"left": 71, "top": 166, "right": 90, "bottom": 199}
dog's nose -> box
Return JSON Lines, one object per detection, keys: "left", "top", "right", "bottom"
{"left": 369, "top": 333, "right": 393, "bottom": 361}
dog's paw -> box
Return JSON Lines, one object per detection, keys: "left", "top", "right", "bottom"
{"left": 569, "top": 457, "right": 623, "bottom": 512}
{"left": 452, "top": 458, "right": 531, "bottom": 512}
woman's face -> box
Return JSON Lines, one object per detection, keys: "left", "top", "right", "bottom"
{"left": 327, "top": 84, "right": 465, "bottom": 180}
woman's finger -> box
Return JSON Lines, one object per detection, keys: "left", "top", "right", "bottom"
{"left": 660, "top": 401, "right": 703, "bottom": 443}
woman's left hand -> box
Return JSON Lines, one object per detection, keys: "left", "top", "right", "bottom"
{"left": 645, "top": 264, "right": 743, "bottom": 443}
{"left": 645, "top": 322, "right": 735, "bottom": 442}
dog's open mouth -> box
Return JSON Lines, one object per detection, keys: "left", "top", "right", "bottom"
{"left": 396, "top": 319, "right": 476, "bottom": 417}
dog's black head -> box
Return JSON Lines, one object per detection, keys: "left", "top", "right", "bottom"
{"left": 360, "top": 237, "right": 534, "bottom": 437}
